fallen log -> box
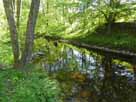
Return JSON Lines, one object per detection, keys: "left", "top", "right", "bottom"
{"left": 43, "top": 35, "right": 136, "bottom": 64}
{"left": 59, "top": 39, "right": 136, "bottom": 64}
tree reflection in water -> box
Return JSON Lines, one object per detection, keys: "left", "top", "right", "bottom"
{"left": 34, "top": 41, "right": 136, "bottom": 102}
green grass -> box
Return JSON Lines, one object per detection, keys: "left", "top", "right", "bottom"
{"left": 55, "top": 31, "right": 136, "bottom": 53}
{"left": 41, "top": 25, "right": 136, "bottom": 52}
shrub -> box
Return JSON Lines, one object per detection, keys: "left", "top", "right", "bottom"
{"left": 0, "top": 69, "right": 61, "bottom": 102}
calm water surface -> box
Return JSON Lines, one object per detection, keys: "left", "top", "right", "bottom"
{"left": 34, "top": 40, "right": 136, "bottom": 102}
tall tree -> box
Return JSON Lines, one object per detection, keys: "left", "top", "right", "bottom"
{"left": 3, "top": 0, "right": 40, "bottom": 68}
{"left": 21, "top": 0, "right": 40, "bottom": 66}
{"left": 16, "top": 0, "right": 22, "bottom": 28}
{"left": 3, "top": 0, "right": 20, "bottom": 68}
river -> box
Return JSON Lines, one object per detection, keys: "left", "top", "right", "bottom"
{"left": 33, "top": 40, "right": 136, "bottom": 102}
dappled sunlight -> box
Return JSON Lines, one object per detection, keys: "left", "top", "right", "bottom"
{"left": 1, "top": 0, "right": 136, "bottom": 102}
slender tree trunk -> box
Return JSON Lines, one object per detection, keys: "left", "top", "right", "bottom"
{"left": 99, "top": 55, "right": 114, "bottom": 102}
{"left": 46, "top": 0, "right": 49, "bottom": 27}
{"left": 107, "top": 0, "right": 116, "bottom": 34}
{"left": 21, "top": 0, "right": 40, "bottom": 66}
{"left": 11, "top": 0, "right": 15, "bottom": 12}
{"left": 102, "top": 55, "right": 114, "bottom": 79}
{"left": 3, "top": 0, "right": 20, "bottom": 68}
{"left": 107, "top": 20, "right": 112, "bottom": 34}
{"left": 16, "top": 0, "right": 21, "bottom": 29}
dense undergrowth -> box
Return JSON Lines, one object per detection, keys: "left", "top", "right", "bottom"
{"left": 0, "top": 68, "right": 61, "bottom": 102}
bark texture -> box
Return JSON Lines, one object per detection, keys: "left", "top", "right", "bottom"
{"left": 21, "top": 0, "right": 40, "bottom": 66}
{"left": 3, "top": 0, "right": 20, "bottom": 68}
{"left": 3, "top": 0, "right": 40, "bottom": 68}
{"left": 16, "top": 0, "right": 21, "bottom": 28}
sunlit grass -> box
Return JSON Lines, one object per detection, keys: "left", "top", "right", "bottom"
{"left": 63, "top": 32, "right": 136, "bottom": 52}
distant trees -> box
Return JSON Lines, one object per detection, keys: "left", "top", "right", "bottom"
{"left": 53, "top": 0, "right": 136, "bottom": 34}
{"left": 92, "top": 0, "right": 136, "bottom": 34}
{"left": 57, "top": 0, "right": 136, "bottom": 34}
{"left": 3, "top": 0, "right": 40, "bottom": 68}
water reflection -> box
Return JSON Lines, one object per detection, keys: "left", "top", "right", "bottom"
{"left": 34, "top": 40, "right": 136, "bottom": 102}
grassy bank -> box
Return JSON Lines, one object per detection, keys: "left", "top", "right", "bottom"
{"left": 51, "top": 32, "right": 136, "bottom": 53}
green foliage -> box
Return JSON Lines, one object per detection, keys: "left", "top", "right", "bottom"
{"left": 66, "top": 33, "right": 136, "bottom": 52}
{"left": 0, "top": 44, "right": 13, "bottom": 64}
{"left": 0, "top": 32, "right": 13, "bottom": 64}
{"left": 0, "top": 69, "right": 61, "bottom": 102}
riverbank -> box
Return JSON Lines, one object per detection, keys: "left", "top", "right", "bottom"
{"left": 44, "top": 32, "right": 136, "bottom": 53}
{"left": 66, "top": 33, "right": 136, "bottom": 53}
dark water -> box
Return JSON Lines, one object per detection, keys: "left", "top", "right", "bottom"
{"left": 34, "top": 40, "right": 136, "bottom": 102}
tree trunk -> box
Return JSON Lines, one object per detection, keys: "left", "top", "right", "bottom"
{"left": 99, "top": 55, "right": 115, "bottom": 102}
{"left": 21, "top": 0, "right": 40, "bottom": 66}
{"left": 3, "top": 0, "right": 20, "bottom": 68}
{"left": 107, "top": 13, "right": 113, "bottom": 34}
{"left": 107, "top": 21, "right": 112, "bottom": 34}
{"left": 102, "top": 55, "right": 114, "bottom": 79}
{"left": 46, "top": 0, "right": 49, "bottom": 27}
{"left": 16, "top": 0, "right": 21, "bottom": 29}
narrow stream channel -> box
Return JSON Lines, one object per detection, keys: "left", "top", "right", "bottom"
{"left": 33, "top": 40, "right": 136, "bottom": 102}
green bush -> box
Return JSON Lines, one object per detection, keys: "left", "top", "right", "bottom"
{"left": 0, "top": 69, "right": 61, "bottom": 102}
